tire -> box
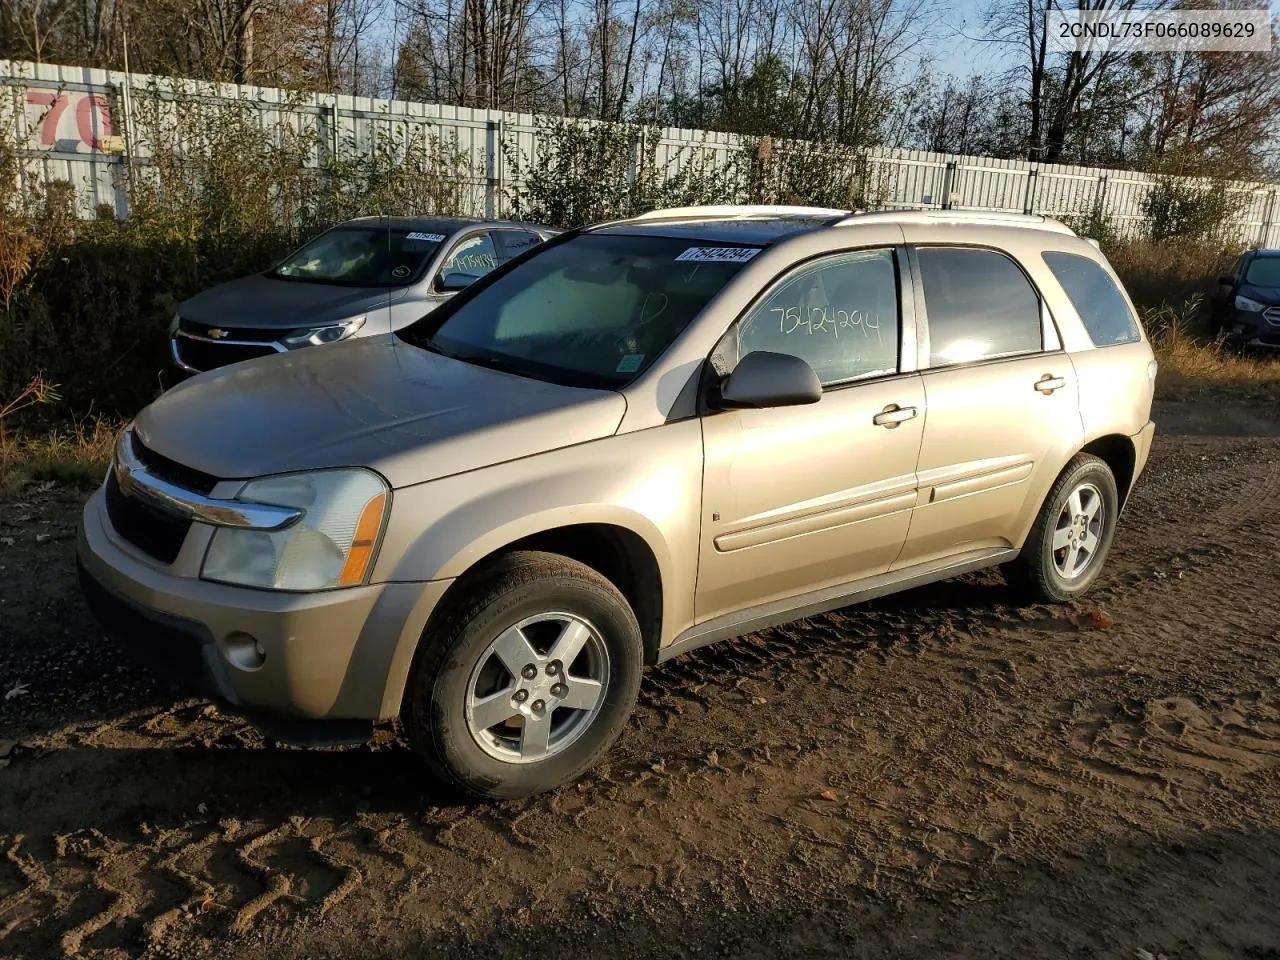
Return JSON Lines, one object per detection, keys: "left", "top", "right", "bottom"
{"left": 402, "top": 550, "right": 644, "bottom": 800}
{"left": 1003, "top": 453, "right": 1120, "bottom": 603}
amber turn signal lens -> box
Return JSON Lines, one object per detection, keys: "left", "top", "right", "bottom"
{"left": 338, "top": 492, "right": 387, "bottom": 586}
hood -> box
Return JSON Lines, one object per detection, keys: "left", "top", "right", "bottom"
{"left": 1239, "top": 283, "right": 1280, "bottom": 305}
{"left": 134, "top": 335, "right": 627, "bottom": 488}
{"left": 179, "top": 274, "right": 411, "bottom": 330}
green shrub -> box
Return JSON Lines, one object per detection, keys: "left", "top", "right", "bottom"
{"left": 1141, "top": 176, "right": 1246, "bottom": 244}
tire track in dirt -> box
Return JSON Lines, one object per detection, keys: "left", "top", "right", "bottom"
{"left": 1, "top": 433, "right": 1279, "bottom": 958}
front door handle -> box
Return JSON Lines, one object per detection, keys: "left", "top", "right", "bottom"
{"left": 872, "top": 404, "right": 918, "bottom": 428}
{"left": 1034, "top": 374, "right": 1067, "bottom": 394}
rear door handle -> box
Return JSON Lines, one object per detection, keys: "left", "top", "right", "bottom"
{"left": 1034, "top": 375, "right": 1067, "bottom": 394}
{"left": 872, "top": 404, "right": 918, "bottom": 428}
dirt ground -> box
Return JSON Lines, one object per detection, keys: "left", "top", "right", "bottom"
{"left": 1, "top": 399, "right": 1278, "bottom": 960}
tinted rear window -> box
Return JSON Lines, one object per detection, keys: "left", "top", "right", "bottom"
{"left": 917, "top": 247, "right": 1042, "bottom": 367}
{"left": 1042, "top": 251, "right": 1141, "bottom": 346}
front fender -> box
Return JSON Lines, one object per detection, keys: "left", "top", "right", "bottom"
{"left": 371, "top": 421, "right": 704, "bottom": 648}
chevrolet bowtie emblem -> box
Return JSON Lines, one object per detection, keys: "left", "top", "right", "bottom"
{"left": 207, "top": 328, "right": 229, "bottom": 339}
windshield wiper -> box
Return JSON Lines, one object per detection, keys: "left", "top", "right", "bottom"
{"left": 418, "top": 337, "right": 457, "bottom": 358}
{"left": 452, "top": 351, "right": 542, "bottom": 379}
{"left": 416, "top": 337, "right": 559, "bottom": 384}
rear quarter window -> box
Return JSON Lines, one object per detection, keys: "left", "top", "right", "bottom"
{"left": 1042, "top": 251, "right": 1141, "bottom": 346}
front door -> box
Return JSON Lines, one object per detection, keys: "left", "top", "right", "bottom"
{"left": 696, "top": 247, "right": 926, "bottom": 624}
{"left": 894, "top": 244, "right": 1083, "bottom": 569}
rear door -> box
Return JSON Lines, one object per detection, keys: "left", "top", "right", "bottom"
{"left": 695, "top": 246, "right": 926, "bottom": 623}
{"left": 893, "top": 244, "right": 1083, "bottom": 570}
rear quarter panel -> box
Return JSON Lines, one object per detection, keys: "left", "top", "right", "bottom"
{"left": 1069, "top": 340, "right": 1156, "bottom": 441}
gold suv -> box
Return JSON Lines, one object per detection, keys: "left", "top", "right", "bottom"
{"left": 78, "top": 206, "right": 1157, "bottom": 798}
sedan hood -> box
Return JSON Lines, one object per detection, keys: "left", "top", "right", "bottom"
{"left": 179, "top": 274, "right": 410, "bottom": 330}
{"left": 135, "top": 336, "right": 626, "bottom": 488}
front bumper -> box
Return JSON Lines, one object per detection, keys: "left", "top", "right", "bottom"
{"left": 1222, "top": 310, "right": 1280, "bottom": 349}
{"left": 77, "top": 485, "right": 452, "bottom": 729}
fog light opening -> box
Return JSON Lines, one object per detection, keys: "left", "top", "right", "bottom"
{"left": 222, "top": 632, "right": 267, "bottom": 671}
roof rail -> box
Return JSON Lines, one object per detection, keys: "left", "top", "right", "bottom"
{"left": 630, "top": 204, "right": 853, "bottom": 222}
{"left": 835, "top": 209, "right": 1076, "bottom": 236}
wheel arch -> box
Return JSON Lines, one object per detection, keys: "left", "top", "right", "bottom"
{"left": 441, "top": 522, "right": 666, "bottom": 667}
{"left": 393, "top": 506, "right": 671, "bottom": 706}
{"left": 1078, "top": 433, "right": 1137, "bottom": 507}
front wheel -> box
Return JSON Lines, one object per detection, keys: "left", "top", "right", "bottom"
{"left": 402, "top": 551, "right": 644, "bottom": 800}
{"left": 1004, "top": 453, "right": 1120, "bottom": 603}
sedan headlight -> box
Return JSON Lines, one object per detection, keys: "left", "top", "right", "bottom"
{"left": 1235, "top": 295, "right": 1266, "bottom": 313}
{"left": 281, "top": 315, "right": 367, "bottom": 348}
{"left": 201, "top": 468, "right": 389, "bottom": 591}
{"left": 168, "top": 312, "right": 181, "bottom": 336}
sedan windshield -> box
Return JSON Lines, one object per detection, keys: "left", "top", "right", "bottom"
{"left": 273, "top": 227, "right": 447, "bottom": 287}
{"left": 401, "top": 233, "right": 761, "bottom": 388}
{"left": 1245, "top": 256, "right": 1280, "bottom": 287}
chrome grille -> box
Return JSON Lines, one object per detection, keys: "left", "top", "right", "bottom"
{"left": 1264, "top": 306, "right": 1280, "bottom": 327}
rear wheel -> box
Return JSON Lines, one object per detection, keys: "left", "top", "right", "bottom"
{"left": 402, "top": 551, "right": 643, "bottom": 800}
{"left": 1004, "top": 454, "right": 1120, "bottom": 602}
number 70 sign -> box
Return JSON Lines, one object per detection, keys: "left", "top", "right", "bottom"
{"left": 24, "top": 89, "right": 116, "bottom": 153}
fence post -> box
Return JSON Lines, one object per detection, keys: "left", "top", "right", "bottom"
{"left": 485, "top": 117, "right": 500, "bottom": 218}
{"left": 1022, "top": 168, "right": 1039, "bottom": 215}
{"left": 1259, "top": 189, "right": 1277, "bottom": 248}
{"left": 941, "top": 160, "right": 956, "bottom": 209}
{"left": 1093, "top": 174, "right": 1109, "bottom": 219}
{"left": 630, "top": 125, "right": 644, "bottom": 198}
{"left": 328, "top": 99, "right": 340, "bottom": 167}
{"left": 496, "top": 115, "right": 506, "bottom": 218}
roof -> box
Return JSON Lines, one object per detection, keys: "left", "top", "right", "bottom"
{"left": 590, "top": 214, "right": 842, "bottom": 244}
{"left": 342, "top": 215, "right": 550, "bottom": 233}
{"left": 594, "top": 205, "right": 1077, "bottom": 246}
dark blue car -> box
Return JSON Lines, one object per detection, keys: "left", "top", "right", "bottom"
{"left": 1214, "top": 248, "right": 1280, "bottom": 350}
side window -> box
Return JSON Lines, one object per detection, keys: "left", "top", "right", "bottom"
{"left": 917, "top": 247, "right": 1042, "bottom": 367}
{"left": 735, "top": 249, "right": 899, "bottom": 387}
{"left": 495, "top": 230, "right": 543, "bottom": 263}
{"left": 1042, "top": 251, "right": 1141, "bottom": 347}
{"left": 441, "top": 232, "right": 499, "bottom": 280}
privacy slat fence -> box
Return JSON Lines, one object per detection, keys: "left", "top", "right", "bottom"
{"left": 3, "top": 58, "right": 1278, "bottom": 247}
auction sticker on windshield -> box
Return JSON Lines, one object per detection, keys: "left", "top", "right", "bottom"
{"left": 407, "top": 232, "right": 447, "bottom": 242}
{"left": 675, "top": 247, "right": 761, "bottom": 263}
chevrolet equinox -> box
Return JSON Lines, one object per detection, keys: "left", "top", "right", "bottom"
{"left": 78, "top": 206, "right": 1157, "bottom": 799}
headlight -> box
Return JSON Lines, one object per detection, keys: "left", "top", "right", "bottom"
{"left": 1235, "top": 295, "right": 1266, "bottom": 313}
{"left": 281, "top": 315, "right": 367, "bottom": 348}
{"left": 201, "top": 468, "right": 389, "bottom": 591}
{"left": 169, "top": 312, "right": 181, "bottom": 336}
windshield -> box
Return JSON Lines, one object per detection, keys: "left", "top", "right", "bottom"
{"left": 1245, "top": 256, "right": 1280, "bottom": 287}
{"left": 272, "top": 226, "right": 447, "bottom": 287}
{"left": 402, "top": 233, "right": 761, "bottom": 388}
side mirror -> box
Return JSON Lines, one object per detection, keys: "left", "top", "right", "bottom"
{"left": 717, "top": 351, "right": 822, "bottom": 409}
{"left": 435, "top": 271, "right": 477, "bottom": 293}
{"left": 1218, "top": 275, "right": 1234, "bottom": 287}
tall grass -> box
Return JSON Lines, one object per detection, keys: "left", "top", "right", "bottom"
{"left": 1143, "top": 301, "right": 1280, "bottom": 400}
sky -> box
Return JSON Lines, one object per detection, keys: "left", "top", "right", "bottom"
{"left": 368, "top": 0, "right": 1280, "bottom": 97}
{"left": 917, "top": 0, "right": 1280, "bottom": 81}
